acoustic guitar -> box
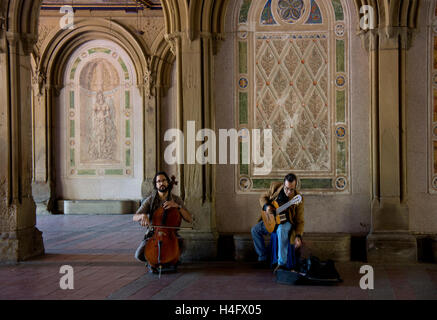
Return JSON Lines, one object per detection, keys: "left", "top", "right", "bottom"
{"left": 261, "top": 194, "right": 302, "bottom": 233}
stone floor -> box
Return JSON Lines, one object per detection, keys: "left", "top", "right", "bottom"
{"left": 0, "top": 215, "right": 436, "bottom": 300}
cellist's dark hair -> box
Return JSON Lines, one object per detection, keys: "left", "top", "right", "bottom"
{"left": 153, "top": 171, "right": 171, "bottom": 190}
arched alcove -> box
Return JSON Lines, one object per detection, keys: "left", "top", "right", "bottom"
{"left": 30, "top": 16, "right": 174, "bottom": 213}
{"left": 57, "top": 39, "right": 142, "bottom": 201}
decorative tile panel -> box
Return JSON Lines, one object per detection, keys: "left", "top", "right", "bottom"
{"left": 236, "top": 0, "right": 349, "bottom": 193}
{"left": 305, "top": 0, "right": 322, "bottom": 24}
{"left": 261, "top": 0, "right": 277, "bottom": 25}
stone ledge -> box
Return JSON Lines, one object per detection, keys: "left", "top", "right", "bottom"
{"left": 233, "top": 232, "right": 351, "bottom": 262}
{"left": 57, "top": 200, "right": 140, "bottom": 215}
{"left": 179, "top": 231, "right": 218, "bottom": 262}
{"left": 367, "top": 232, "right": 417, "bottom": 263}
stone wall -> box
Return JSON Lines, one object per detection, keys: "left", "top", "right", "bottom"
{"left": 213, "top": 0, "right": 371, "bottom": 235}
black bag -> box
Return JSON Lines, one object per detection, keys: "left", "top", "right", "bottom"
{"left": 276, "top": 255, "right": 342, "bottom": 286}
{"left": 296, "top": 256, "right": 343, "bottom": 285}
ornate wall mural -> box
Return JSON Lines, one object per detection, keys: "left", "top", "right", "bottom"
{"left": 65, "top": 41, "right": 135, "bottom": 178}
{"left": 236, "top": 0, "right": 350, "bottom": 193}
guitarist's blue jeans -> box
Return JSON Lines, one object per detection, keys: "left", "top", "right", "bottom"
{"left": 251, "top": 221, "right": 292, "bottom": 266}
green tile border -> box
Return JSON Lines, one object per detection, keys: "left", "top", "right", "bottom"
{"left": 336, "top": 90, "right": 345, "bottom": 123}
{"left": 77, "top": 169, "right": 96, "bottom": 175}
{"left": 88, "top": 48, "right": 111, "bottom": 55}
{"left": 331, "top": 0, "right": 344, "bottom": 21}
{"left": 70, "top": 120, "right": 75, "bottom": 138}
{"left": 239, "top": 92, "right": 248, "bottom": 124}
{"left": 70, "top": 91, "right": 75, "bottom": 109}
{"left": 300, "top": 178, "right": 333, "bottom": 189}
{"left": 126, "top": 149, "right": 131, "bottom": 167}
{"left": 240, "top": 141, "right": 249, "bottom": 174}
{"left": 126, "top": 120, "right": 131, "bottom": 138}
{"left": 125, "top": 91, "right": 130, "bottom": 109}
{"left": 118, "top": 57, "right": 129, "bottom": 80}
{"left": 336, "top": 39, "right": 345, "bottom": 73}
{"left": 70, "top": 58, "right": 81, "bottom": 80}
{"left": 105, "top": 169, "right": 124, "bottom": 175}
{"left": 336, "top": 140, "right": 346, "bottom": 174}
{"left": 240, "top": 165, "right": 249, "bottom": 175}
{"left": 252, "top": 179, "right": 282, "bottom": 189}
{"left": 239, "top": 42, "right": 248, "bottom": 74}
{"left": 70, "top": 149, "right": 75, "bottom": 167}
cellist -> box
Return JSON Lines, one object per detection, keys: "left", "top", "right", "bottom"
{"left": 133, "top": 171, "right": 192, "bottom": 273}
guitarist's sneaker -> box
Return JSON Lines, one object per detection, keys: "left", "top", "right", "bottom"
{"left": 273, "top": 264, "right": 288, "bottom": 274}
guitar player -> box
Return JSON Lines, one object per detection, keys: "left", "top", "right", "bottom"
{"left": 251, "top": 173, "right": 304, "bottom": 273}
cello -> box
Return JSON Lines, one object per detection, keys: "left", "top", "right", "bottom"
{"left": 144, "top": 176, "right": 183, "bottom": 274}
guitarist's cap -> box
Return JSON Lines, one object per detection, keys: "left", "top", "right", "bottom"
{"left": 284, "top": 173, "right": 297, "bottom": 184}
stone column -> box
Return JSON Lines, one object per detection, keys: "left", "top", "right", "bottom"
{"left": 31, "top": 70, "right": 57, "bottom": 215}
{"left": 365, "top": 27, "right": 417, "bottom": 262}
{"left": 0, "top": 31, "right": 44, "bottom": 262}
{"left": 141, "top": 63, "right": 158, "bottom": 198}
{"left": 165, "top": 31, "right": 218, "bottom": 261}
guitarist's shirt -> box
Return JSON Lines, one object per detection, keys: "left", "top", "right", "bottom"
{"left": 275, "top": 189, "right": 293, "bottom": 223}
{"left": 258, "top": 181, "right": 305, "bottom": 242}
{"left": 136, "top": 191, "right": 187, "bottom": 238}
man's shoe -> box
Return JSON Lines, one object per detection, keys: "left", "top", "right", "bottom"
{"left": 273, "top": 264, "right": 288, "bottom": 274}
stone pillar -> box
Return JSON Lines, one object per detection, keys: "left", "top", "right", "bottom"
{"left": 0, "top": 31, "right": 44, "bottom": 262}
{"left": 141, "top": 62, "right": 158, "bottom": 198}
{"left": 31, "top": 70, "right": 57, "bottom": 215}
{"left": 364, "top": 27, "right": 417, "bottom": 263}
{"left": 165, "top": 31, "right": 218, "bottom": 261}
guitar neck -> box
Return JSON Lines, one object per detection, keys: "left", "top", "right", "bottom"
{"left": 276, "top": 197, "right": 300, "bottom": 215}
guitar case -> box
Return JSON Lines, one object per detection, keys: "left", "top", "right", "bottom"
{"left": 276, "top": 255, "right": 343, "bottom": 286}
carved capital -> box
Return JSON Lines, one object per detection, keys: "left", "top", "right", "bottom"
{"left": 379, "top": 26, "right": 413, "bottom": 50}
{"left": 6, "top": 32, "right": 37, "bottom": 55}
{"left": 198, "top": 32, "right": 226, "bottom": 55}
{"left": 164, "top": 33, "right": 180, "bottom": 56}
{"left": 0, "top": 14, "right": 5, "bottom": 53}
{"left": 6, "top": 31, "right": 19, "bottom": 48}
{"left": 0, "top": 33, "right": 5, "bottom": 54}
{"left": 212, "top": 33, "right": 225, "bottom": 55}
{"left": 359, "top": 27, "right": 415, "bottom": 52}
{"left": 143, "top": 56, "right": 154, "bottom": 98}
{"left": 32, "top": 69, "right": 47, "bottom": 96}
{"left": 20, "top": 33, "right": 37, "bottom": 55}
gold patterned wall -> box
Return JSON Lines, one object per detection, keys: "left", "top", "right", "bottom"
{"left": 236, "top": 0, "right": 349, "bottom": 193}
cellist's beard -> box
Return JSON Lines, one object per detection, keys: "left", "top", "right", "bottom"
{"left": 158, "top": 185, "right": 168, "bottom": 192}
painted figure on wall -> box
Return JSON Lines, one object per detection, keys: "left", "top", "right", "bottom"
{"left": 88, "top": 90, "right": 117, "bottom": 160}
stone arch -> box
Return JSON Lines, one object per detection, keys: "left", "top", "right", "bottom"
{"left": 37, "top": 19, "right": 150, "bottom": 90}
{"left": 161, "top": 0, "right": 229, "bottom": 40}
{"left": 29, "top": 15, "right": 176, "bottom": 211}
